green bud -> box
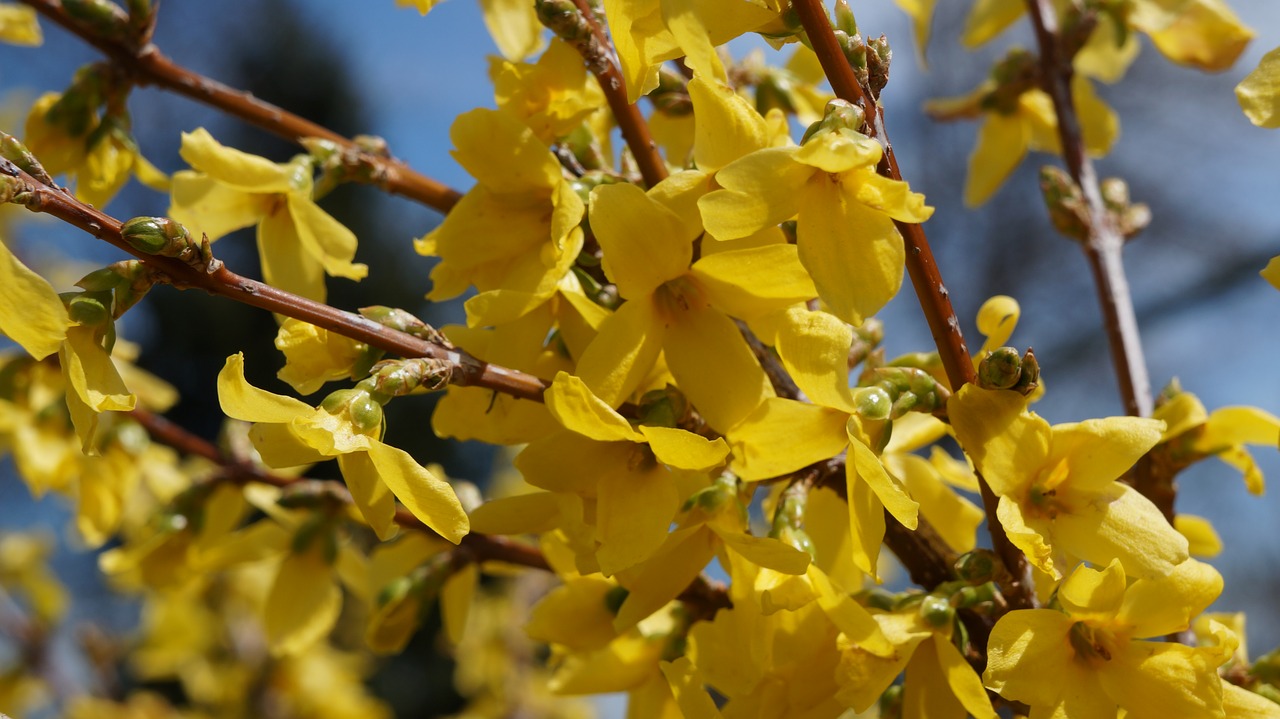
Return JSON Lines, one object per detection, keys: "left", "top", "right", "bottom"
{"left": 63, "top": 292, "right": 111, "bottom": 327}
{"left": 0, "top": 132, "right": 53, "bottom": 186}
{"left": 951, "top": 582, "right": 999, "bottom": 609}
{"left": 978, "top": 347, "right": 1022, "bottom": 390}
{"left": 638, "top": 386, "right": 686, "bottom": 429}
{"left": 834, "top": 0, "right": 857, "bottom": 36}
{"left": 891, "top": 591, "right": 925, "bottom": 611}
{"left": 75, "top": 266, "right": 128, "bottom": 292}
{"left": 320, "top": 388, "right": 384, "bottom": 433}
{"left": 62, "top": 0, "right": 131, "bottom": 41}
{"left": 919, "top": 594, "right": 954, "bottom": 627}
{"left": 1039, "top": 166, "right": 1091, "bottom": 242}
{"left": 856, "top": 587, "right": 896, "bottom": 611}
{"left": 853, "top": 386, "right": 892, "bottom": 420}
{"left": 866, "top": 34, "right": 892, "bottom": 97}
{"left": 802, "top": 98, "right": 867, "bottom": 144}
{"left": 1013, "top": 348, "right": 1040, "bottom": 395}
{"left": 120, "top": 216, "right": 183, "bottom": 254}
{"left": 603, "top": 585, "right": 630, "bottom": 615}
{"left": 953, "top": 549, "right": 998, "bottom": 584}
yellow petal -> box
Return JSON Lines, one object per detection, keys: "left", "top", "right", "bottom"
{"left": 265, "top": 547, "right": 342, "bottom": 656}
{"left": 1198, "top": 406, "right": 1280, "bottom": 449}
{"left": 1222, "top": 683, "right": 1280, "bottom": 719}
{"left": 688, "top": 76, "right": 768, "bottom": 172}
{"left": 948, "top": 385, "right": 1046, "bottom": 497}
{"left": 1118, "top": 558, "right": 1222, "bottom": 638}
{"left": 932, "top": 632, "right": 999, "bottom": 719}
{"left": 1100, "top": 640, "right": 1224, "bottom": 719}
{"left": 470, "top": 492, "right": 567, "bottom": 535}
{"left": 773, "top": 306, "right": 857, "bottom": 413}
{"left": 1149, "top": 0, "right": 1253, "bottom": 73}
{"left": 1153, "top": 389, "right": 1209, "bottom": 440}
{"left": 440, "top": 563, "right": 477, "bottom": 644}
{"left": 640, "top": 426, "right": 729, "bottom": 471}
{"left": 451, "top": 108, "right": 559, "bottom": 193}
{"left": 794, "top": 129, "right": 883, "bottom": 174}
{"left": 336, "top": 452, "right": 398, "bottom": 540}
{"left": 591, "top": 183, "right": 695, "bottom": 298}
{"left": 516, "top": 430, "right": 633, "bottom": 493}
{"left": 1175, "top": 514, "right": 1223, "bottom": 557}
{"left": 849, "top": 433, "right": 918, "bottom": 530}
{"left": 661, "top": 657, "right": 724, "bottom": 719}
{"left": 1052, "top": 483, "right": 1189, "bottom": 579}
{"left": 727, "top": 398, "right": 849, "bottom": 480}
{"left": 964, "top": 111, "right": 1029, "bottom": 207}
{"left": 1239, "top": 48, "right": 1280, "bottom": 128}
{"left": 688, "top": 244, "right": 817, "bottom": 320}
{"left": 1057, "top": 559, "right": 1127, "bottom": 619}
{"left": 663, "top": 300, "right": 772, "bottom": 432}
{"left": 546, "top": 371, "right": 644, "bottom": 442}
{"left": 217, "top": 352, "right": 313, "bottom": 422}
{"left": 286, "top": 194, "right": 368, "bottom": 281}
{"left": 886, "top": 454, "right": 983, "bottom": 553}
{"left": 0, "top": 5, "right": 42, "bottom": 45}
{"left": 168, "top": 171, "right": 269, "bottom": 241}
{"left": 366, "top": 442, "right": 469, "bottom": 544}
{"left": 846, "top": 463, "right": 887, "bottom": 577}
{"left": 1073, "top": 75, "right": 1120, "bottom": 158}
{"left": 797, "top": 174, "right": 904, "bottom": 325}
{"left": 850, "top": 170, "right": 934, "bottom": 224}
{"left": 0, "top": 239, "right": 69, "bottom": 359}
{"left": 975, "top": 295, "right": 1020, "bottom": 357}
{"left": 713, "top": 528, "right": 811, "bottom": 575}
{"left": 574, "top": 297, "right": 665, "bottom": 407}
{"left": 526, "top": 575, "right": 619, "bottom": 650}
{"left": 962, "top": 0, "right": 1025, "bottom": 48}
{"left": 1049, "top": 416, "right": 1164, "bottom": 492}
{"left": 699, "top": 148, "right": 810, "bottom": 240}
{"left": 597, "top": 461, "right": 679, "bottom": 575}
{"left": 179, "top": 128, "right": 297, "bottom": 193}
{"left": 62, "top": 325, "right": 135, "bottom": 413}
{"left": 983, "top": 609, "right": 1075, "bottom": 707}
{"left": 478, "top": 0, "right": 546, "bottom": 59}
{"left": 614, "top": 526, "right": 718, "bottom": 631}
{"left": 249, "top": 421, "right": 328, "bottom": 468}
{"left": 258, "top": 204, "right": 327, "bottom": 302}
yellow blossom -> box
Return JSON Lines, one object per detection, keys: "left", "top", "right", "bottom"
{"left": 490, "top": 39, "right": 606, "bottom": 143}
{"left": 0, "top": 4, "right": 41, "bottom": 45}
{"left": 274, "top": 319, "right": 369, "bottom": 396}
{"left": 700, "top": 124, "right": 933, "bottom": 325}
{"left": 985, "top": 558, "right": 1227, "bottom": 718}
{"left": 1237, "top": 46, "right": 1280, "bottom": 129}
{"left": 216, "top": 352, "right": 468, "bottom": 542}
{"left": 169, "top": 128, "right": 366, "bottom": 302}
{"left": 950, "top": 384, "right": 1187, "bottom": 579}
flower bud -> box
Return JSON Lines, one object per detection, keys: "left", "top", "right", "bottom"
{"left": 62, "top": 292, "right": 111, "bottom": 327}
{"left": 320, "top": 388, "right": 384, "bottom": 433}
{"left": 978, "top": 347, "right": 1022, "bottom": 390}
{"left": 853, "top": 386, "right": 892, "bottom": 420}
{"left": 919, "top": 593, "right": 954, "bottom": 627}
{"left": 1013, "top": 348, "right": 1040, "bottom": 395}
{"left": 638, "top": 386, "right": 686, "bottom": 429}
{"left": 856, "top": 587, "right": 896, "bottom": 611}
{"left": 62, "top": 0, "right": 130, "bottom": 42}
{"left": 1039, "top": 166, "right": 1091, "bottom": 242}
{"left": 834, "top": 0, "right": 857, "bottom": 36}
{"left": 866, "top": 34, "right": 892, "bottom": 97}
{"left": 953, "top": 549, "right": 998, "bottom": 584}
{"left": 951, "top": 582, "right": 998, "bottom": 609}
{"left": 120, "top": 216, "right": 185, "bottom": 254}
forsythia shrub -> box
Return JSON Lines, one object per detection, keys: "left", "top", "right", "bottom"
{"left": 0, "top": 0, "right": 1279, "bottom": 717}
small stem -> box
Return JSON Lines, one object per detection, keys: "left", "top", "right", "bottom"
{"left": 2, "top": 158, "right": 549, "bottom": 402}
{"left": 552, "top": 0, "right": 668, "bottom": 187}
{"left": 791, "top": 0, "right": 1034, "bottom": 611}
{"left": 21, "top": 0, "right": 463, "bottom": 213}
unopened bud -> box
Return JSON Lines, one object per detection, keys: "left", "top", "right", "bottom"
{"left": 919, "top": 594, "right": 954, "bottom": 627}
{"left": 1013, "top": 348, "right": 1039, "bottom": 395}
{"left": 853, "top": 386, "right": 892, "bottom": 420}
{"left": 63, "top": 292, "right": 111, "bottom": 327}
{"left": 857, "top": 587, "right": 896, "bottom": 611}
{"left": 866, "top": 35, "right": 892, "bottom": 97}
{"left": 834, "top": 0, "right": 857, "bottom": 36}
{"left": 320, "top": 388, "right": 384, "bottom": 433}
{"left": 954, "top": 549, "right": 997, "bottom": 584}
{"left": 951, "top": 582, "right": 998, "bottom": 609}
{"left": 1040, "top": 166, "right": 1091, "bottom": 242}
{"left": 120, "top": 216, "right": 221, "bottom": 272}
{"left": 62, "top": 0, "right": 130, "bottom": 42}
{"left": 978, "top": 347, "right": 1022, "bottom": 390}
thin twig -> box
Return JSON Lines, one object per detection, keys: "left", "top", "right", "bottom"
{"left": 1, "top": 158, "right": 549, "bottom": 402}
{"left": 1022, "top": 0, "right": 1164, "bottom": 520}
{"left": 21, "top": 0, "right": 463, "bottom": 213}
{"left": 790, "top": 0, "right": 1035, "bottom": 610}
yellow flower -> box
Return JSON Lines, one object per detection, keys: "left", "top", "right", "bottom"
{"left": 169, "top": 128, "right": 366, "bottom": 302}
{"left": 490, "top": 39, "right": 605, "bottom": 144}
{"left": 573, "top": 180, "right": 815, "bottom": 431}
{"left": 0, "top": 234, "right": 72, "bottom": 361}
{"left": 985, "top": 558, "right": 1227, "bottom": 718}
{"left": 216, "top": 352, "right": 468, "bottom": 543}
{"left": 0, "top": 532, "right": 67, "bottom": 623}
{"left": 414, "top": 108, "right": 584, "bottom": 325}
{"left": 949, "top": 384, "right": 1186, "bottom": 579}
{"left": 699, "top": 125, "right": 933, "bottom": 325}
{"left": 274, "top": 319, "right": 369, "bottom": 396}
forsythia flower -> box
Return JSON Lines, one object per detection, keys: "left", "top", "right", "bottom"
{"left": 415, "top": 108, "right": 584, "bottom": 327}
{"left": 949, "top": 384, "right": 1187, "bottom": 579}
{"left": 490, "top": 39, "right": 605, "bottom": 143}
{"left": 0, "top": 4, "right": 41, "bottom": 45}
{"left": 216, "top": 352, "right": 467, "bottom": 542}
{"left": 985, "top": 558, "right": 1228, "bottom": 718}
{"left": 170, "top": 128, "right": 367, "bottom": 303}
{"left": 700, "top": 122, "right": 933, "bottom": 325}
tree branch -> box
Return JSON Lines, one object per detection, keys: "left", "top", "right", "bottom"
{"left": 20, "top": 0, "right": 463, "bottom": 213}
{"left": 1, "top": 158, "right": 549, "bottom": 402}
{"left": 791, "top": 0, "right": 1035, "bottom": 610}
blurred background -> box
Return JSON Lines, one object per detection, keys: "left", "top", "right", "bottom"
{"left": 0, "top": 0, "right": 1278, "bottom": 715}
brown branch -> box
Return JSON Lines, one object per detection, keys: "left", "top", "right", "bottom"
{"left": 20, "top": 0, "right": 463, "bottom": 214}
{"left": 1, "top": 158, "right": 549, "bottom": 402}
{"left": 540, "top": 0, "right": 668, "bottom": 188}
{"left": 791, "top": 0, "right": 1035, "bottom": 610}
{"left": 1023, "top": 0, "right": 1165, "bottom": 522}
